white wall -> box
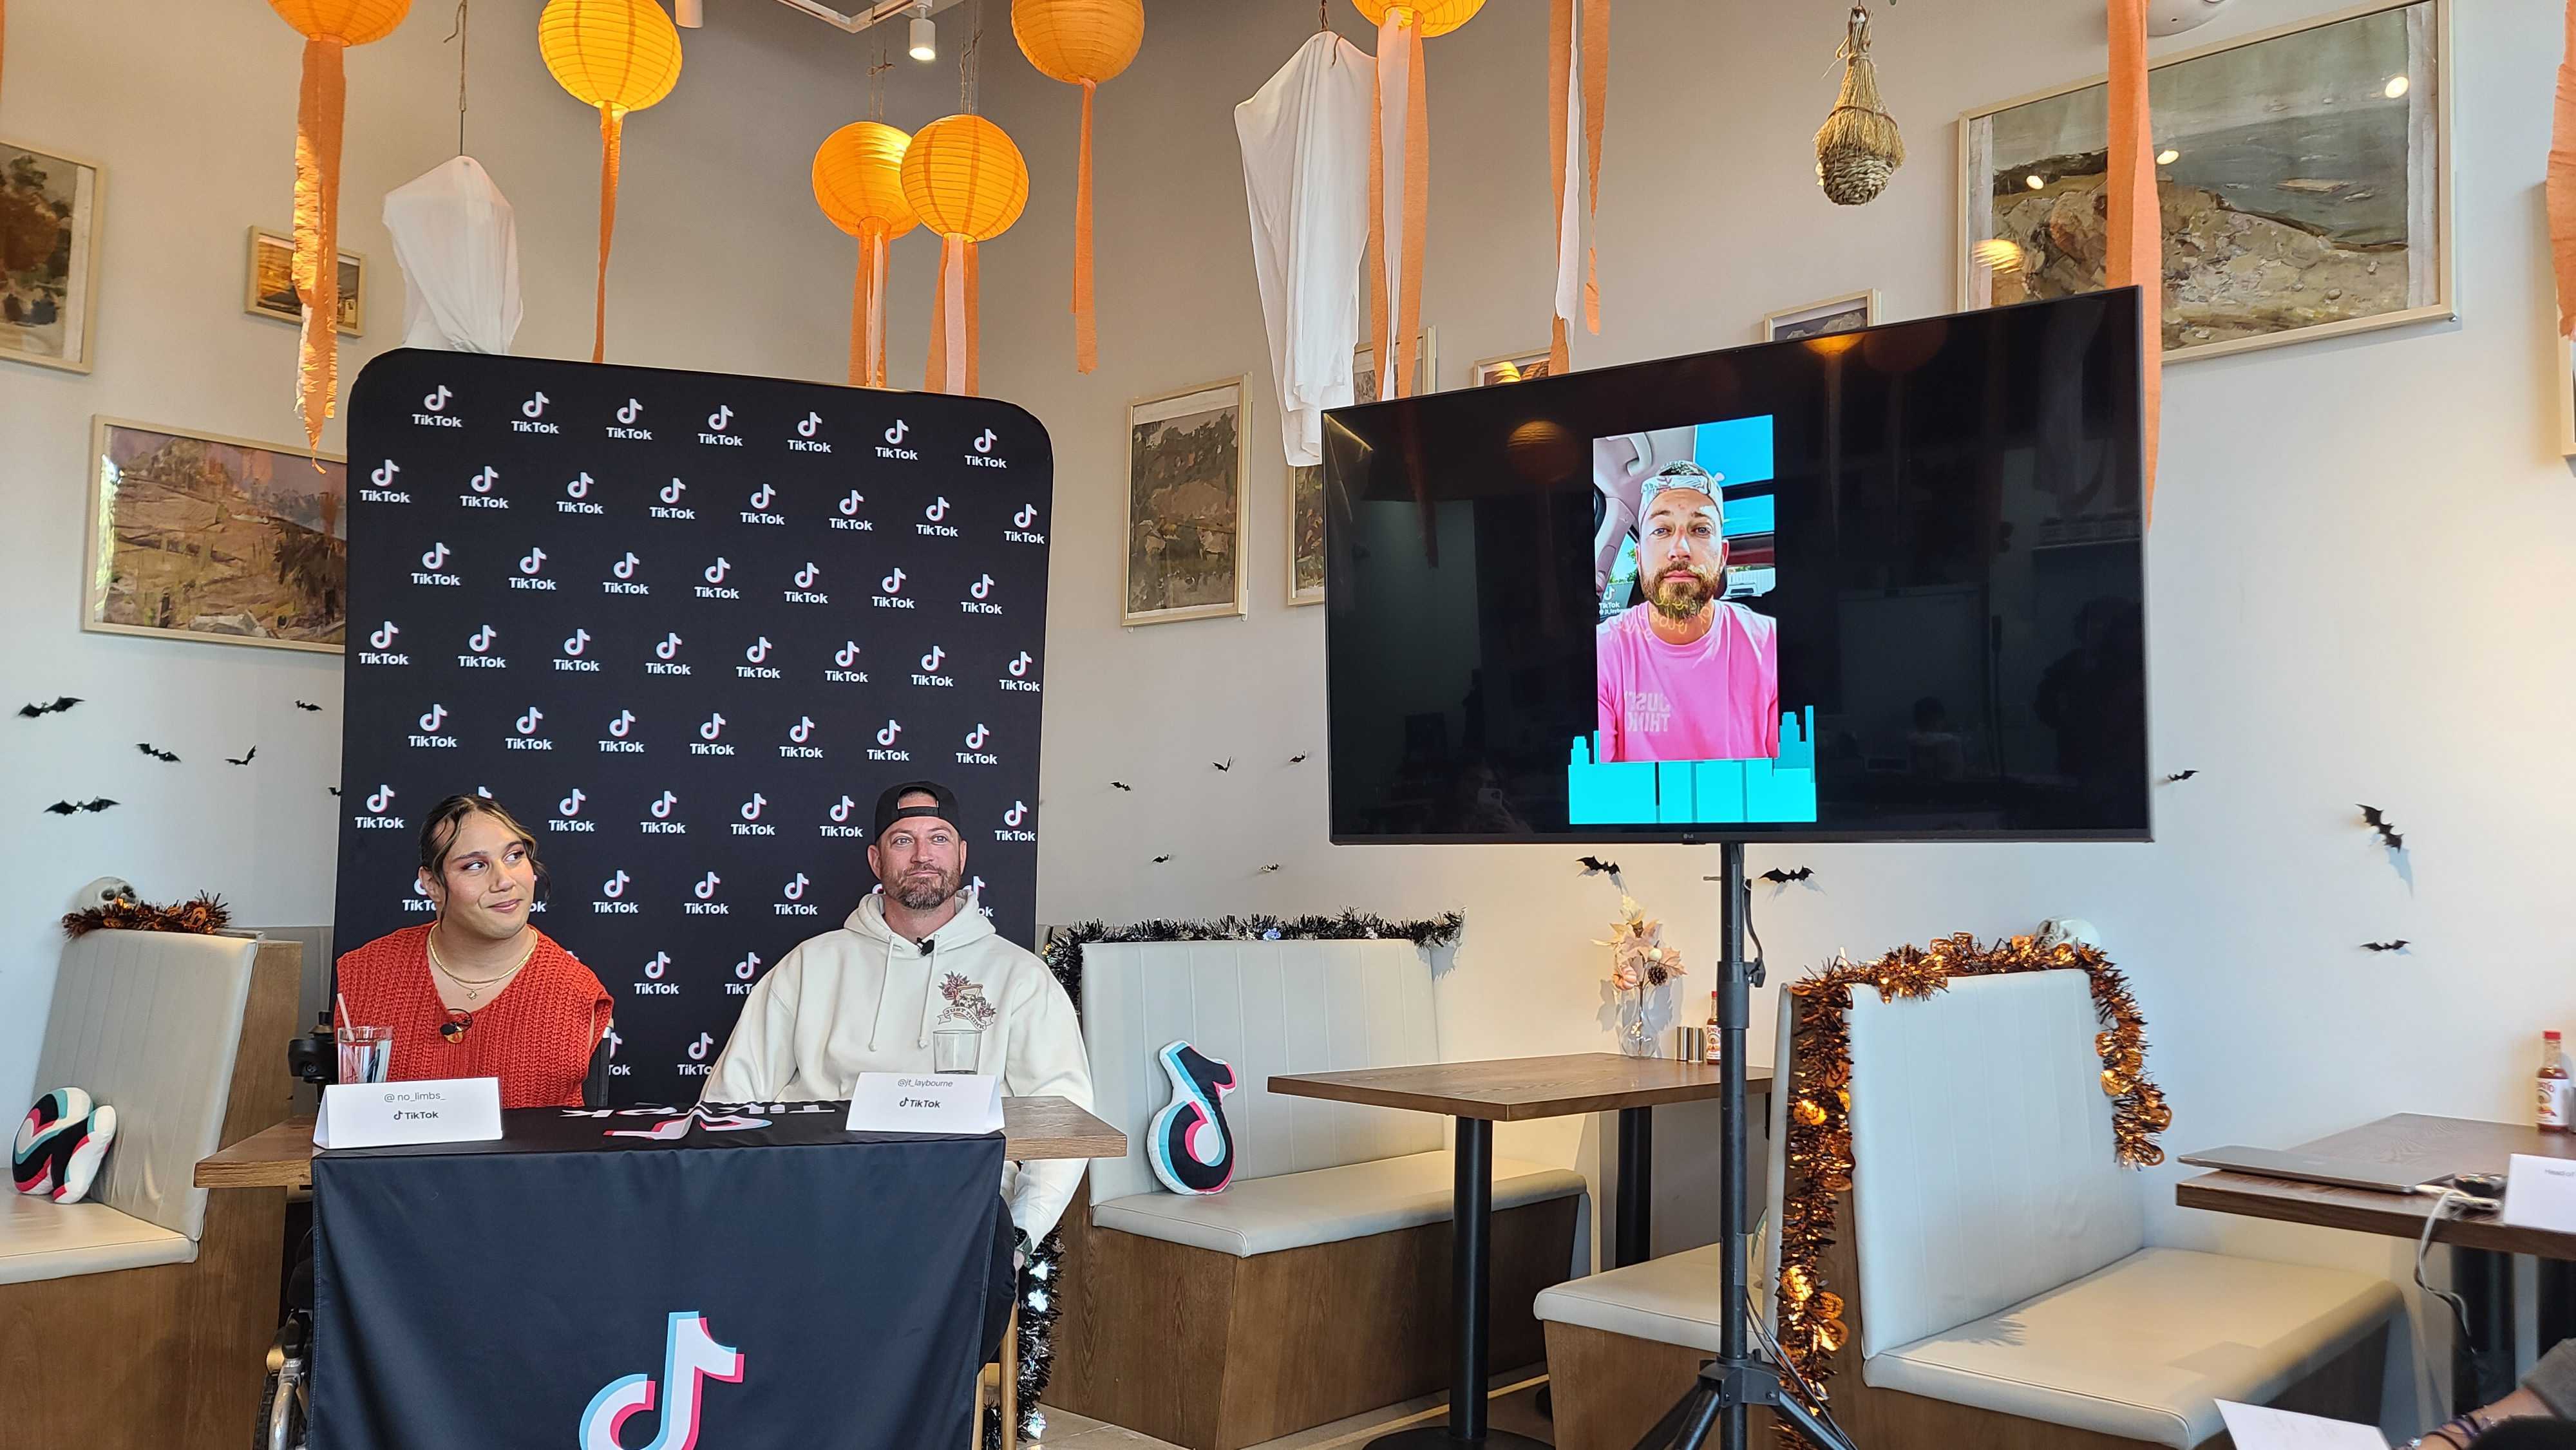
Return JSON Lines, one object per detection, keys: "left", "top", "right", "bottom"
{"left": 0, "top": 0, "right": 969, "bottom": 1108}
{"left": 968, "top": 0, "right": 2575, "bottom": 1418}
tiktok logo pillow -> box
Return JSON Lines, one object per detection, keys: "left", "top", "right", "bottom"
{"left": 14, "top": 1086, "right": 118, "bottom": 1204}
{"left": 1147, "top": 1042, "right": 1238, "bottom": 1196}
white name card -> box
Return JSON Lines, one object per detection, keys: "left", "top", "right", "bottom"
{"left": 2215, "top": 1401, "right": 2389, "bottom": 1450}
{"left": 846, "top": 1072, "right": 1004, "bottom": 1136}
{"left": 2503, "top": 1152, "right": 2576, "bottom": 1232}
{"left": 314, "top": 1077, "right": 504, "bottom": 1150}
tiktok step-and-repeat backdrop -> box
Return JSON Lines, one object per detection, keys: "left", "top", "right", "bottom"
{"left": 335, "top": 350, "right": 1052, "bottom": 1103}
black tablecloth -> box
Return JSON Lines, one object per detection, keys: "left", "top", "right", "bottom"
{"left": 312, "top": 1104, "right": 1005, "bottom": 1449}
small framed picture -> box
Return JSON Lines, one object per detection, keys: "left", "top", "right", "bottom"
{"left": 1472, "top": 349, "right": 1555, "bottom": 387}
{"left": 1289, "top": 462, "right": 1325, "bottom": 605}
{"left": 1762, "top": 290, "right": 1880, "bottom": 343}
{"left": 1353, "top": 325, "right": 1439, "bottom": 402}
{"left": 84, "top": 417, "right": 348, "bottom": 653}
{"left": 247, "top": 227, "right": 365, "bottom": 336}
{"left": 1, "top": 138, "right": 105, "bottom": 374}
{"left": 1125, "top": 377, "right": 1250, "bottom": 626}
{"left": 2556, "top": 310, "right": 2576, "bottom": 459}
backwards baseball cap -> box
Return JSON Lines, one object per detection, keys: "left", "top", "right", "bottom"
{"left": 1642, "top": 460, "right": 1725, "bottom": 508}
{"left": 873, "top": 780, "right": 960, "bottom": 840}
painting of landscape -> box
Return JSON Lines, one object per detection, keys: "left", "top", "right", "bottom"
{"left": 1125, "top": 381, "right": 1247, "bottom": 625}
{"left": 86, "top": 419, "right": 348, "bottom": 652}
{"left": 1, "top": 141, "right": 100, "bottom": 372}
{"left": 1962, "top": 1, "right": 2445, "bottom": 359}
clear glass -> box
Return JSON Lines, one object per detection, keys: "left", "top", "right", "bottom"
{"left": 337, "top": 1025, "right": 392, "bottom": 1084}
{"left": 932, "top": 1026, "right": 980, "bottom": 1074}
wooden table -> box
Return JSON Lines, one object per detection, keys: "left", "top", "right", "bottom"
{"left": 196, "top": 1095, "right": 1127, "bottom": 1191}
{"left": 1271, "top": 1052, "right": 1765, "bottom": 1450}
{"left": 2177, "top": 1113, "right": 2576, "bottom": 1409}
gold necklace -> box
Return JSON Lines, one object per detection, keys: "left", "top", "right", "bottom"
{"left": 427, "top": 927, "right": 535, "bottom": 1003}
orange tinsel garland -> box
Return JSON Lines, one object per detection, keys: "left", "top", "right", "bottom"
{"left": 293, "top": 35, "right": 351, "bottom": 454}
{"left": 1771, "top": 933, "right": 2170, "bottom": 1429}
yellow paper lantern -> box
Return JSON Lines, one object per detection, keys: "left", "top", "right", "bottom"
{"left": 1013, "top": 0, "right": 1144, "bottom": 375}
{"left": 539, "top": 0, "right": 684, "bottom": 363}
{"left": 1350, "top": 0, "right": 1483, "bottom": 37}
{"left": 814, "top": 121, "right": 916, "bottom": 389}
{"left": 1350, "top": 0, "right": 1481, "bottom": 404}
{"left": 269, "top": 0, "right": 412, "bottom": 454}
{"left": 902, "top": 114, "right": 1028, "bottom": 396}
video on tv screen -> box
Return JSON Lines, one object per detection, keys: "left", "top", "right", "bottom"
{"left": 1321, "top": 290, "right": 2150, "bottom": 843}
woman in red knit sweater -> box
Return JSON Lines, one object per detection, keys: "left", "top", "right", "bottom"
{"left": 334, "top": 795, "right": 612, "bottom": 1109}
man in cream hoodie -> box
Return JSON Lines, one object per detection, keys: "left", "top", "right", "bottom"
{"left": 701, "top": 780, "right": 1095, "bottom": 1247}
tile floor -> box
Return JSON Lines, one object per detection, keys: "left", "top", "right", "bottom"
{"left": 1034, "top": 1368, "right": 1555, "bottom": 1450}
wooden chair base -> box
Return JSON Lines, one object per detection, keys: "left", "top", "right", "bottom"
{"left": 1050, "top": 1182, "right": 1580, "bottom": 1450}
{"left": 973, "top": 1306, "right": 1020, "bottom": 1450}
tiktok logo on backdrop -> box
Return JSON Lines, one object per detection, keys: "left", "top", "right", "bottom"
{"left": 512, "top": 706, "right": 556, "bottom": 755}
{"left": 918, "top": 496, "right": 957, "bottom": 538}
{"left": 653, "top": 478, "right": 695, "bottom": 520}
{"left": 790, "top": 410, "right": 830, "bottom": 453}
{"left": 700, "top": 405, "right": 742, "bottom": 447}
{"left": 730, "top": 952, "right": 763, "bottom": 994}
{"left": 557, "top": 628, "right": 600, "bottom": 673}
{"left": 638, "top": 951, "right": 676, "bottom": 995}
{"left": 515, "top": 391, "right": 558, "bottom": 433}
{"left": 742, "top": 482, "right": 782, "bottom": 527}
{"left": 963, "top": 574, "right": 1001, "bottom": 615}
{"left": 596, "top": 869, "right": 638, "bottom": 914}
{"left": 734, "top": 793, "right": 772, "bottom": 838}
{"left": 512, "top": 546, "right": 557, "bottom": 592}
{"left": 561, "top": 471, "right": 603, "bottom": 516}
{"left": 413, "top": 541, "right": 459, "bottom": 587}
{"left": 601, "top": 709, "right": 643, "bottom": 755}
{"left": 869, "top": 719, "right": 909, "bottom": 762}
{"left": 687, "top": 872, "right": 726, "bottom": 916}
{"left": 575, "top": 1310, "right": 743, "bottom": 1450}
{"left": 826, "top": 641, "right": 867, "bottom": 685}
{"left": 462, "top": 466, "right": 507, "bottom": 510}
{"left": 649, "top": 632, "right": 690, "bottom": 677}
{"left": 831, "top": 488, "right": 872, "bottom": 532}
{"left": 459, "top": 624, "right": 505, "bottom": 670}
{"left": 878, "top": 418, "right": 918, "bottom": 460}
{"left": 693, "top": 713, "right": 732, "bottom": 757}
{"left": 609, "top": 399, "right": 652, "bottom": 440}
{"left": 874, "top": 567, "right": 914, "bottom": 610}
{"left": 965, "top": 427, "right": 1007, "bottom": 469}
{"left": 363, "top": 458, "right": 410, "bottom": 504}
{"left": 604, "top": 551, "right": 647, "bottom": 596}
{"left": 357, "top": 784, "right": 403, "bottom": 831}
{"left": 996, "top": 800, "right": 1036, "bottom": 842}
{"left": 822, "top": 795, "right": 863, "bottom": 838}
{"left": 413, "top": 385, "right": 461, "bottom": 428}
{"left": 1001, "top": 650, "right": 1039, "bottom": 693}
{"left": 781, "top": 715, "right": 821, "bottom": 760}
{"left": 738, "top": 636, "right": 779, "bottom": 680}
{"left": 642, "top": 791, "right": 684, "bottom": 836}
{"left": 958, "top": 722, "right": 996, "bottom": 767}
{"left": 913, "top": 644, "right": 952, "bottom": 689}
{"left": 777, "top": 872, "right": 816, "bottom": 916}
{"left": 1007, "top": 501, "right": 1045, "bottom": 545}
{"left": 410, "top": 702, "right": 455, "bottom": 749}
{"left": 553, "top": 787, "right": 596, "bottom": 833}
{"left": 361, "top": 620, "right": 408, "bottom": 666}
{"left": 696, "top": 557, "right": 738, "bottom": 601}
{"left": 785, "top": 562, "right": 827, "bottom": 605}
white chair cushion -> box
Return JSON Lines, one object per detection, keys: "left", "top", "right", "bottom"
{"left": 0, "top": 1194, "right": 195, "bottom": 1286}
{"left": 1094, "top": 1150, "right": 1584, "bottom": 1257}
{"left": 1082, "top": 939, "right": 1443, "bottom": 1206}
{"left": 34, "top": 930, "right": 259, "bottom": 1241}
{"left": 1863, "top": 1247, "right": 2403, "bottom": 1449}
{"left": 1535, "top": 1241, "right": 1730, "bottom": 1351}
{"left": 1846, "top": 970, "right": 2145, "bottom": 1359}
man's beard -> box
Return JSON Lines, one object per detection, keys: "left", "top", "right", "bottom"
{"left": 891, "top": 866, "right": 962, "bottom": 910}
{"left": 1648, "top": 563, "right": 1723, "bottom": 621}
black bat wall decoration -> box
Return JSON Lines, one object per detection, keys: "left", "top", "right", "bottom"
{"left": 136, "top": 743, "right": 180, "bottom": 762}
{"left": 1577, "top": 855, "right": 1622, "bottom": 878}
{"left": 1289, "top": 753, "right": 1308, "bottom": 764}
{"left": 2358, "top": 805, "right": 2404, "bottom": 851}
{"left": 1110, "top": 781, "right": 1132, "bottom": 791}
{"left": 1758, "top": 867, "right": 1815, "bottom": 884}
{"left": 44, "top": 798, "right": 118, "bottom": 815}
{"left": 1212, "top": 758, "right": 1234, "bottom": 772}
{"left": 327, "top": 787, "right": 341, "bottom": 797}
{"left": 225, "top": 747, "right": 258, "bottom": 766}
{"left": 2362, "top": 940, "right": 2411, "bottom": 953}
{"left": 17, "top": 696, "right": 83, "bottom": 718}
{"left": 294, "top": 701, "right": 323, "bottom": 712}
{"left": 1258, "top": 864, "right": 1282, "bottom": 874}
{"left": 1151, "top": 854, "right": 1171, "bottom": 864}
{"left": 2163, "top": 770, "right": 2199, "bottom": 782}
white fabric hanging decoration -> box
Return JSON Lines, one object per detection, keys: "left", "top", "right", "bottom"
{"left": 382, "top": 156, "right": 524, "bottom": 354}
{"left": 1236, "top": 32, "right": 1373, "bottom": 467}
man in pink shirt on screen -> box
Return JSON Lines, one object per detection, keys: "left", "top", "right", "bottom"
{"left": 1596, "top": 462, "right": 1779, "bottom": 763}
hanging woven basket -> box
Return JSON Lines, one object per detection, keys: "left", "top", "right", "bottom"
{"left": 1815, "top": 5, "right": 1904, "bottom": 207}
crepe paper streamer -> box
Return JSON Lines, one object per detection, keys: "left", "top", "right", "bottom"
{"left": 902, "top": 113, "right": 1028, "bottom": 396}
{"left": 2550, "top": 0, "right": 2576, "bottom": 337}
{"left": 2104, "top": 0, "right": 2159, "bottom": 523}
{"left": 813, "top": 121, "right": 918, "bottom": 388}
{"left": 1012, "top": 0, "right": 1145, "bottom": 375}
{"left": 1356, "top": 0, "right": 1479, "bottom": 401}
{"left": 1546, "top": 0, "right": 1607, "bottom": 372}
{"left": 270, "top": 0, "right": 412, "bottom": 456}
{"left": 538, "top": 0, "right": 684, "bottom": 365}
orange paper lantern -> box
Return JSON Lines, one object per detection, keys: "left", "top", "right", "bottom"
{"left": 814, "top": 121, "right": 918, "bottom": 389}
{"left": 902, "top": 114, "right": 1028, "bottom": 396}
{"left": 540, "top": 0, "right": 684, "bottom": 364}
{"left": 1351, "top": 0, "right": 1481, "bottom": 401}
{"left": 1012, "top": 0, "right": 1144, "bottom": 374}
{"left": 269, "top": 0, "right": 412, "bottom": 453}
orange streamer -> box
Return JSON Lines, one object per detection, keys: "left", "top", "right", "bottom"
{"left": 927, "top": 233, "right": 979, "bottom": 395}
{"left": 1365, "top": 15, "right": 1394, "bottom": 400}
{"left": 2550, "top": 0, "right": 2576, "bottom": 336}
{"left": 592, "top": 104, "right": 623, "bottom": 365}
{"left": 1394, "top": 18, "right": 1426, "bottom": 399}
{"left": 1074, "top": 79, "right": 1098, "bottom": 373}
{"left": 1548, "top": 0, "right": 1571, "bottom": 375}
{"left": 1580, "top": 0, "right": 1606, "bottom": 334}
{"left": 2105, "top": 0, "right": 2159, "bottom": 522}
{"left": 293, "top": 36, "right": 348, "bottom": 455}
{"left": 851, "top": 221, "right": 893, "bottom": 388}
{"left": 965, "top": 239, "right": 981, "bottom": 395}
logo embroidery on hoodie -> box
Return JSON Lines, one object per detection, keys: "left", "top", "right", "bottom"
{"left": 936, "top": 973, "right": 997, "bottom": 1030}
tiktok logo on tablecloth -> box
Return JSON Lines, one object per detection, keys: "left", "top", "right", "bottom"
{"left": 576, "top": 1312, "right": 744, "bottom": 1450}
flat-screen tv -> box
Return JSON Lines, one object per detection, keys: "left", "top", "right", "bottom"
{"left": 1322, "top": 289, "right": 2149, "bottom": 844}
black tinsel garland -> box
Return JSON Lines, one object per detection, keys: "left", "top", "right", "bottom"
{"left": 982, "top": 1227, "right": 1066, "bottom": 1448}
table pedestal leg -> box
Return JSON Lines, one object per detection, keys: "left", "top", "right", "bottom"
{"left": 2452, "top": 1245, "right": 2514, "bottom": 1413}
{"left": 1616, "top": 1106, "right": 1653, "bottom": 1269}
{"left": 1367, "top": 1118, "right": 1545, "bottom": 1449}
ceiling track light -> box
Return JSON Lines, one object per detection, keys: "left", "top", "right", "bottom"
{"left": 674, "top": 0, "right": 704, "bottom": 26}
{"left": 909, "top": 1, "right": 936, "bottom": 61}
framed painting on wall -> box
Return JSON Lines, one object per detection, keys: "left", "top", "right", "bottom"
{"left": 82, "top": 417, "right": 349, "bottom": 654}
{"left": 1289, "top": 463, "right": 1325, "bottom": 605}
{"left": 1353, "top": 326, "right": 1439, "bottom": 402}
{"left": 1958, "top": 0, "right": 2452, "bottom": 362}
{"left": 247, "top": 227, "right": 366, "bottom": 335}
{"left": 1762, "top": 290, "right": 1880, "bottom": 343}
{"left": 1, "top": 139, "right": 104, "bottom": 374}
{"left": 1472, "top": 348, "right": 1555, "bottom": 386}
{"left": 1124, "top": 378, "right": 1249, "bottom": 626}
